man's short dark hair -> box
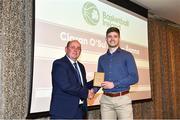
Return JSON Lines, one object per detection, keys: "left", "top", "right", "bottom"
{"left": 106, "top": 27, "right": 120, "bottom": 37}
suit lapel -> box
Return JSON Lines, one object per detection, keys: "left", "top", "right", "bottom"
{"left": 63, "top": 56, "right": 79, "bottom": 81}
{"left": 63, "top": 56, "right": 84, "bottom": 86}
{"left": 63, "top": 56, "right": 86, "bottom": 86}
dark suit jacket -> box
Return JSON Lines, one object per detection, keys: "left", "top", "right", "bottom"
{"left": 49, "top": 56, "right": 93, "bottom": 118}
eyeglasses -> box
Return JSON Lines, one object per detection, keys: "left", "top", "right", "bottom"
{"left": 68, "top": 46, "right": 81, "bottom": 51}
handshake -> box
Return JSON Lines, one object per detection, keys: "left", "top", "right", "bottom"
{"left": 88, "top": 89, "right": 95, "bottom": 99}
{"left": 87, "top": 81, "right": 115, "bottom": 99}
{"left": 87, "top": 72, "right": 115, "bottom": 100}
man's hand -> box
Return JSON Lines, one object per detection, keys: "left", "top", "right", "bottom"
{"left": 88, "top": 89, "right": 95, "bottom": 99}
{"left": 101, "top": 81, "right": 114, "bottom": 89}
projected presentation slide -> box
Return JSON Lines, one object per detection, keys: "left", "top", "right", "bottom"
{"left": 30, "top": 0, "right": 151, "bottom": 113}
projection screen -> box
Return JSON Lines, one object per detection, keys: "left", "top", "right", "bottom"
{"left": 29, "top": 0, "right": 151, "bottom": 114}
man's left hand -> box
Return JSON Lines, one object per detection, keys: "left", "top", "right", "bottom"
{"left": 101, "top": 81, "right": 114, "bottom": 89}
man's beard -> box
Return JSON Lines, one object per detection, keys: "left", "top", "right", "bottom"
{"left": 108, "top": 43, "right": 119, "bottom": 48}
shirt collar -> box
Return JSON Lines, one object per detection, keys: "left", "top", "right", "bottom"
{"left": 107, "top": 47, "right": 121, "bottom": 55}
{"left": 66, "top": 55, "right": 77, "bottom": 64}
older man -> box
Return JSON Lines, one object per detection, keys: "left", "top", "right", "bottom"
{"left": 50, "top": 40, "right": 93, "bottom": 119}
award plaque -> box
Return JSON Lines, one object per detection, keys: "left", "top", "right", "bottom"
{"left": 93, "top": 72, "right": 104, "bottom": 87}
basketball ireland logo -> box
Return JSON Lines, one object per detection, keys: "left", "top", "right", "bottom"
{"left": 82, "top": 1, "right": 100, "bottom": 26}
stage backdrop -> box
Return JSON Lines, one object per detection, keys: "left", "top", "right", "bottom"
{"left": 30, "top": 0, "right": 151, "bottom": 113}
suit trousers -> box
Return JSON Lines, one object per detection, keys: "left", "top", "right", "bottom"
{"left": 100, "top": 94, "right": 133, "bottom": 120}
{"left": 50, "top": 104, "right": 86, "bottom": 119}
